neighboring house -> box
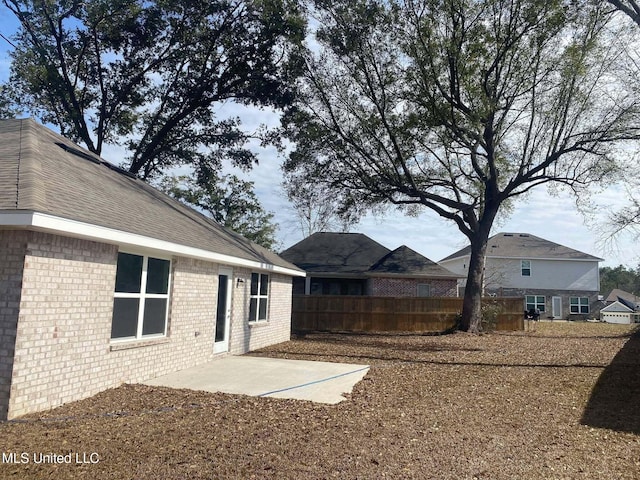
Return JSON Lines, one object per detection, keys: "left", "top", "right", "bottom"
{"left": 600, "top": 301, "right": 640, "bottom": 324}
{"left": 601, "top": 289, "right": 640, "bottom": 324}
{"left": 439, "top": 232, "right": 603, "bottom": 320}
{"left": 604, "top": 288, "right": 640, "bottom": 309}
{"left": 0, "top": 119, "right": 304, "bottom": 420}
{"left": 280, "top": 232, "right": 461, "bottom": 297}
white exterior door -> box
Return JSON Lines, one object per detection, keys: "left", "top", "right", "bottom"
{"left": 214, "top": 268, "right": 233, "bottom": 353}
{"left": 552, "top": 296, "right": 562, "bottom": 319}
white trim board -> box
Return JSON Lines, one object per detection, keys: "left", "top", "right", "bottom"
{"left": 0, "top": 210, "right": 305, "bottom": 277}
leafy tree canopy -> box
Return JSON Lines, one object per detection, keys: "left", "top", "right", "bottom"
{"left": 283, "top": 0, "right": 640, "bottom": 331}
{"left": 3, "top": 0, "right": 305, "bottom": 179}
{"left": 162, "top": 172, "right": 279, "bottom": 250}
{"left": 600, "top": 265, "right": 640, "bottom": 296}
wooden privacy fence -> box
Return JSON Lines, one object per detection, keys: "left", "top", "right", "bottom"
{"left": 291, "top": 295, "right": 524, "bottom": 333}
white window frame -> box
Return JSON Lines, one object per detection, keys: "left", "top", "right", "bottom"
{"left": 525, "top": 295, "right": 545, "bottom": 312}
{"left": 570, "top": 296, "right": 590, "bottom": 314}
{"left": 249, "top": 272, "right": 269, "bottom": 323}
{"left": 521, "top": 260, "right": 531, "bottom": 277}
{"left": 111, "top": 252, "right": 171, "bottom": 341}
{"left": 417, "top": 284, "right": 431, "bottom": 297}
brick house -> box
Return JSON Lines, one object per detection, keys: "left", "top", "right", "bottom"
{"left": 0, "top": 119, "right": 304, "bottom": 420}
{"left": 280, "top": 232, "right": 461, "bottom": 297}
{"left": 439, "top": 232, "right": 603, "bottom": 320}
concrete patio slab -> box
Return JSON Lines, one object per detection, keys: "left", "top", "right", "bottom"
{"left": 142, "top": 356, "right": 370, "bottom": 404}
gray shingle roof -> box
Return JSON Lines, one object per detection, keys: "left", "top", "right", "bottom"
{"left": 280, "top": 232, "right": 460, "bottom": 278}
{"left": 605, "top": 288, "right": 640, "bottom": 305}
{"left": 0, "top": 118, "right": 302, "bottom": 273}
{"left": 280, "top": 232, "right": 390, "bottom": 274}
{"left": 440, "top": 232, "right": 603, "bottom": 262}
{"left": 369, "top": 245, "right": 461, "bottom": 278}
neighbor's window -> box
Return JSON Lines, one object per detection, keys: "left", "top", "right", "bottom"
{"left": 521, "top": 260, "right": 531, "bottom": 276}
{"left": 525, "top": 295, "right": 545, "bottom": 313}
{"left": 417, "top": 284, "right": 431, "bottom": 297}
{"left": 249, "top": 272, "right": 269, "bottom": 322}
{"left": 570, "top": 297, "right": 589, "bottom": 314}
{"left": 111, "top": 252, "right": 171, "bottom": 340}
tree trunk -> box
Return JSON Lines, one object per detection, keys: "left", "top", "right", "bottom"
{"left": 459, "top": 228, "right": 492, "bottom": 333}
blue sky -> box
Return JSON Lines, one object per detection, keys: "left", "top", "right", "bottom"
{"left": 1, "top": 5, "right": 637, "bottom": 267}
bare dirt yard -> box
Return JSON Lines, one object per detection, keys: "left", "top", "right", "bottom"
{"left": 1, "top": 322, "right": 639, "bottom": 480}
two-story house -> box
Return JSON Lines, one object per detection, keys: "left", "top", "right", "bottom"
{"left": 439, "top": 232, "right": 603, "bottom": 320}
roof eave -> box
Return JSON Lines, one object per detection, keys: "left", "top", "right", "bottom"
{"left": 1, "top": 210, "right": 305, "bottom": 277}
{"left": 366, "top": 272, "right": 464, "bottom": 279}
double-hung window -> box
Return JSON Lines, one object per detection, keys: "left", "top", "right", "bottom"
{"left": 521, "top": 260, "right": 531, "bottom": 276}
{"left": 249, "top": 273, "right": 269, "bottom": 322}
{"left": 111, "top": 252, "right": 171, "bottom": 340}
{"left": 570, "top": 297, "right": 589, "bottom": 314}
{"left": 417, "top": 284, "right": 431, "bottom": 297}
{"left": 525, "top": 295, "right": 545, "bottom": 313}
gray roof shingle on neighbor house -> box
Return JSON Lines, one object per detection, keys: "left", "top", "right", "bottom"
{"left": 280, "top": 232, "right": 391, "bottom": 274}
{"left": 0, "top": 118, "right": 302, "bottom": 273}
{"left": 280, "top": 232, "right": 461, "bottom": 278}
{"left": 440, "top": 232, "right": 603, "bottom": 262}
{"left": 369, "top": 245, "right": 462, "bottom": 278}
{"left": 605, "top": 288, "right": 640, "bottom": 307}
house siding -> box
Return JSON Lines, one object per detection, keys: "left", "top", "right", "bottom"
{"left": 370, "top": 277, "right": 458, "bottom": 297}
{"left": 484, "top": 258, "right": 600, "bottom": 291}
{"left": 495, "top": 287, "right": 601, "bottom": 320}
{"left": 229, "top": 269, "right": 292, "bottom": 355}
{"left": 4, "top": 231, "right": 293, "bottom": 420}
{"left": 9, "top": 232, "right": 118, "bottom": 419}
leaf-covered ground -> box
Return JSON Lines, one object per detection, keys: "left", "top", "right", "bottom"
{"left": 1, "top": 322, "right": 639, "bottom": 479}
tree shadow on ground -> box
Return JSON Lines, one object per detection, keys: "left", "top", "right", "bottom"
{"left": 581, "top": 329, "right": 640, "bottom": 434}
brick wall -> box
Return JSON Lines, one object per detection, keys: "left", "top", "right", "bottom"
{"left": 5, "top": 231, "right": 294, "bottom": 419}
{"left": 497, "top": 287, "right": 601, "bottom": 319}
{"left": 9, "top": 232, "right": 118, "bottom": 418}
{"left": 229, "top": 269, "right": 292, "bottom": 355}
{"left": 0, "top": 231, "right": 27, "bottom": 420}
{"left": 370, "top": 277, "right": 458, "bottom": 297}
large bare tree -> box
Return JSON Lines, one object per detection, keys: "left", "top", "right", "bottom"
{"left": 600, "top": 0, "right": 640, "bottom": 245}
{"left": 283, "top": 0, "right": 640, "bottom": 331}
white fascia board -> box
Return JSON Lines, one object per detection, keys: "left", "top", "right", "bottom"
{"left": 443, "top": 253, "right": 602, "bottom": 262}
{"left": 1, "top": 211, "right": 305, "bottom": 277}
{"left": 486, "top": 255, "right": 603, "bottom": 262}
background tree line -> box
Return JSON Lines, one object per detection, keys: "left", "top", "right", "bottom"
{"left": 600, "top": 265, "right": 640, "bottom": 297}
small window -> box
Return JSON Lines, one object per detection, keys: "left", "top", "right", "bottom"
{"left": 525, "top": 295, "right": 545, "bottom": 313}
{"left": 111, "top": 252, "right": 171, "bottom": 340}
{"left": 521, "top": 260, "right": 531, "bottom": 277}
{"left": 570, "top": 297, "right": 589, "bottom": 314}
{"left": 417, "top": 284, "right": 431, "bottom": 297}
{"left": 249, "top": 273, "right": 269, "bottom": 322}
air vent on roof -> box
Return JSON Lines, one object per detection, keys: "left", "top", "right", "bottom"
{"left": 503, "top": 233, "right": 513, "bottom": 236}
{"left": 56, "top": 142, "right": 100, "bottom": 164}
{"left": 519, "top": 234, "right": 529, "bottom": 237}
